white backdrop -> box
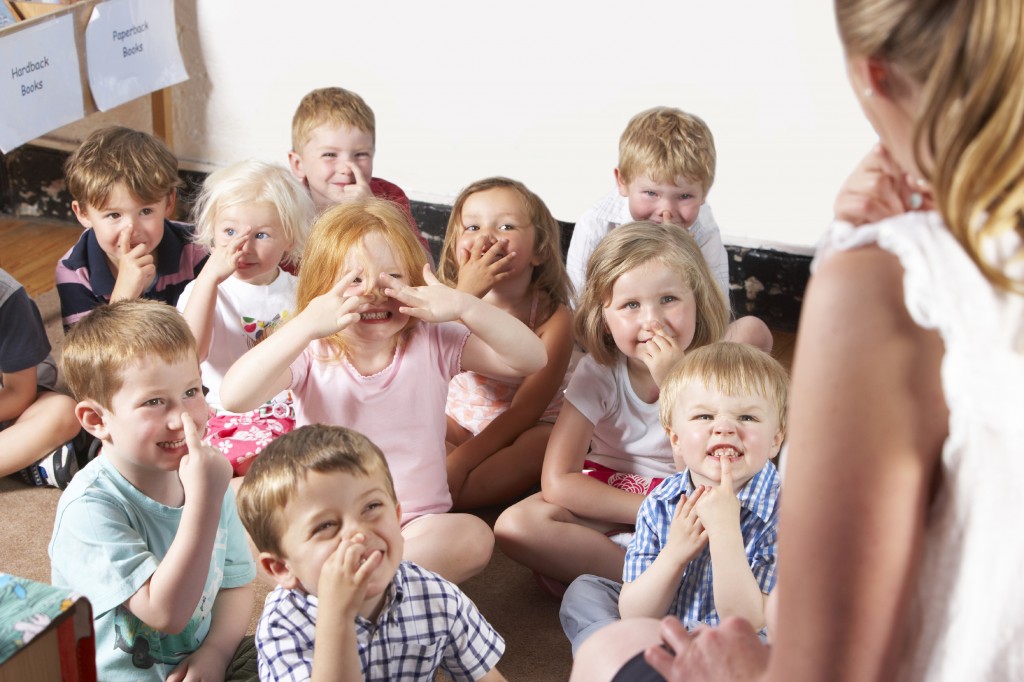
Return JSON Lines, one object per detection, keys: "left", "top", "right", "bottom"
{"left": 46, "top": 0, "right": 877, "bottom": 250}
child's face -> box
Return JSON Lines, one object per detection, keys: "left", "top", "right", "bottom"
{"left": 288, "top": 123, "right": 375, "bottom": 210}
{"left": 267, "top": 469, "right": 403, "bottom": 611}
{"left": 71, "top": 181, "right": 172, "bottom": 271}
{"left": 212, "top": 201, "right": 290, "bottom": 286}
{"left": 616, "top": 172, "right": 706, "bottom": 230}
{"left": 667, "top": 383, "right": 783, "bottom": 490}
{"left": 340, "top": 232, "right": 411, "bottom": 345}
{"left": 81, "top": 352, "right": 209, "bottom": 479}
{"left": 457, "top": 186, "right": 540, "bottom": 279}
{"left": 603, "top": 260, "right": 697, "bottom": 365}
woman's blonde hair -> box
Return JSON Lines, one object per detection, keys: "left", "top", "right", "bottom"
{"left": 836, "top": 0, "right": 1024, "bottom": 291}
{"left": 437, "top": 177, "right": 573, "bottom": 322}
{"left": 191, "top": 160, "right": 315, "bottom": 268}
{"left": 296, "top": 199, "right": 428, "bottom": 359}
{"left": 574, "top": 221, "right": 729, "bottom": 367}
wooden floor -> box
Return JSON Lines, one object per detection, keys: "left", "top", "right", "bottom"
{"left": 0, "top": 217, "right": 82, "bottom": 297}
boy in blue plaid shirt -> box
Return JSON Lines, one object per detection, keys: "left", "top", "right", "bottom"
{"left": 237, "top": 425, "right": 507, "bottom": 682}
{"left": 560, "top": 342, "right": 784, "bottom": 661}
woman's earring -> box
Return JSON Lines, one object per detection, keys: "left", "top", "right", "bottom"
{"left": 863, "top": 87, "right": 874, "bottom": 98}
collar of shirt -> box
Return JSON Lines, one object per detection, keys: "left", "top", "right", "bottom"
{"left": 652, "top": 462, "right": 780, "bottom": 526}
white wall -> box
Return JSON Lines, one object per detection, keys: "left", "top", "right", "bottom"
{"left": 46, "top": 0, "right": 877, "bottom": 251}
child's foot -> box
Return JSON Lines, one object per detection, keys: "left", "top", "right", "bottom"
{"left": 19, "top": 430, "right": 95, "bottom": 489}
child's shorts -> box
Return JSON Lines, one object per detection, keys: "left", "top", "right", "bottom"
{"left": 582, "top": 460, "right": 665, "bottom": 495}
{"left": 206, "top": 408, "right": 295, "bottom": 476}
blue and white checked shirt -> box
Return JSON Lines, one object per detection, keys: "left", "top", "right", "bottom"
{"left": 623, "top": 462, "right": 781, "bottom": 629}
{"left": 255, "top": 561, "right": 504, "bottom": 681}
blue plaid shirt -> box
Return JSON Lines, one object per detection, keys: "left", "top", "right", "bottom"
{"left": 623, "top": 462, "right": 781, "bottom": 630}
{"left": 255, "top": 561, "right": 504, "bottom": 681}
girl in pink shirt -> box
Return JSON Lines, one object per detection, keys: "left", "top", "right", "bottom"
{"left": 221, "top": 198, "right": 546, "bottom": 584}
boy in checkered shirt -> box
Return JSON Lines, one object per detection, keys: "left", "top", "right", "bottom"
{"left": 237, "top": 425, "right": 506, "bottom": 681}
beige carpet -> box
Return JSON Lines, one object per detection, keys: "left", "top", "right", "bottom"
{"left": 0, "top": 289, "right": 573, "bottom": 681}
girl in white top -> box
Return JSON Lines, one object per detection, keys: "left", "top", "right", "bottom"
{"left": 220, "top": 198, "right": 546, "bottom": 584}
{"left": 571, "top": 0, "right": 1024, "bottom": 680}
{"left": 437, "top": 177, "right": 575, "bottom": 511}
{"left": 178, "top": 160, "right": 314, "bottom": 477}
{"left": 495, "top": 221, "right": 729, "bottom": 591}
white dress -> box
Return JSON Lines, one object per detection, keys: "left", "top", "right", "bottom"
{"left": 815, "top": 212, "right": 1024, "bottom": 681}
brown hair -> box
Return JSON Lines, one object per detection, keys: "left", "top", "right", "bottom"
{"left": 237, "top": 425, "right": 397, "bottom": 557}
{"left": 64, "top": 126, "right": 182, "bottom": 210}
{"left": 617, "top": 107, "right": 717, "bottom": 193}
{"left": 291, "top": 87, "right": 376, "bottom": 152}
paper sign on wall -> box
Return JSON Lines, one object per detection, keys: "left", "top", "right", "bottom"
{"left": 0, "top": 15, "right": 84, "bottom": 153}
{"left": 85, "top": 0, "right": 187, "bottom": 112}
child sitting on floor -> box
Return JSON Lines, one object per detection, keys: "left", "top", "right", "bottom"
{"left": 238, "top": 424, "right": 507, "bottom": 681}
{"left": 49, "top": 300, "right": 255, "bottom": 680}
{"left": 564, "top": 341, "right": 785, "bottom": 669}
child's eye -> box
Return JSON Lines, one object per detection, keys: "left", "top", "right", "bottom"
{"left": 694, "top": 414, "right": 713, "bottom": 421}
{"left": 140, "top": 208, "right": 154, "bottom": 216}
{"left": 224, "top": 227, "right": 236, "bottom": 237}
{"left": 463, "top": 225, "right": 479, "bottom": 232}
{"left": 184, "top": 387, "right": 201, "bottom": 399}
{"left": 740, "top": 415, "right": 758, "bottom": 422}
{"left": 364, "top": 501, "right": 383, "bottom": 513}
{"left": 678, "top": 194, "right": 693, "bottom": 201}
{"left": 321, "top": 152, "right": 336, "bottom": 159}
{"left": 255, "top": 232, "right": 269, "bottom": 240}
{"left": 350, "top": 276, "right": 363, "bottom": 285}
{"left": 105, "top": 212, "right": 121, "bottom": 220}
{"left": 498, "top": 223, "right": 515, "bottom": 231}
{"left": 388, "top": 273, "right": 403, "bottom": 281}
{"left": 644, "top": 191, "right": 658, "bottom": 198}
{"left": 312, "top": 520, "right": 337, "bottom": 535}
{"left": 624, "top": 301, "right": 640, "bottom": 310}
{"left": 355, "top": 152, "right": 371, "bottom": 159}
{"left": 660, "top": 295, "right": 677, "bottom": 304}
{"left": 143, "top": 398, "right": 164, "bottom": 407}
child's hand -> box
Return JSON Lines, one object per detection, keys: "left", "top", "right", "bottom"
{"left": 338, "top": 162, "right": 372, "bottom": 202}
{"left": 834, "top": 144, "right": 933, "bottom": 226}
{"left": 456, "top": 235, "right": 516, "bottom": 297}
{"left": 664, "top": 487, "right": 709, "bottom": 566}
{"left": 178, "top": 412, "right": 231, "bottom": 503}
{"left": 639, "top": 323, "right": 684, "bottom": 386}
{"left": 318, "top": 532, "right": 384, "bottom": 620}
{"left": 299, "top": 268, "right": 367, "bottom": 339}
{"left": 384, "top": 265, "right": 467, "bottom": 323}
{"left": 166, "top": 644, "right": 228, "bottom": 682}
{"left": 203, "top": 227, "right": 250, "bottom": 284}
{"left": 695, "top": 455, "right": 741, "bottom": 538}
{"left": 111, "top": 226, "right": 157, "bottom": 300}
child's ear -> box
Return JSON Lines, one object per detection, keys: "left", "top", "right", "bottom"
{"left": 287, "top": 151, "right": 307, "bottom": 182}
{"left": 75, "top": 400, "right": 108, "bottom": 441}
{"left": 164, "top": 189, "right": 177, "bottom": 217}
{"left": 260, "top": 552, "right": 300, "bottom": 590}
{"left": 394, "top": 502, "right": 402, "bottom": 522}
{"left": 614, "top": 168, "right": 628, "bottom": 197}
{"left": 71, "top": 201, "right": 93, "bottom": 229}
{"left": 770, "top": 427, "right": 785, "bottom": 458}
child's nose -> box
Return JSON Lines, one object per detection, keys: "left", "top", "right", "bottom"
{"left": 713, "top": 417, "right": 737, "bottom": 434}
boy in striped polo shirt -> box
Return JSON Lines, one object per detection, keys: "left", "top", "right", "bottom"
{"left": 560, "top": 342, "right": 785, "bottom": 659}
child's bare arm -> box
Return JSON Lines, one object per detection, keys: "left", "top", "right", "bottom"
{"left": 478, "top": 668, "right": 509, "bottom": 681}
{"left": 166, "top": 583, "right": 253, "bottom": 682}
{"left": 311, "top": 533, "right": 384, "bottom": 682}
{"left": 0, "top": 366, "right": 37, "bottom": 422}
{"left": 110, "top": 227, "right": 157, "bottom": 302}
{"left": 620, "top": 490, "right": 709, "bottom": 619}
{"left": 125, "top": 413, "right": 233, "bottom": 633}
{"left": 220, "top": 269, "right": 366, "bottom": 412}
{"left": 695, "top": 458, "right": 768, "bottom": 629}
{"left": 181, "top": 228, "right": 249, "bottom": 362}
{"left": 384, "top": 267, "right": 546, "bottom": 378}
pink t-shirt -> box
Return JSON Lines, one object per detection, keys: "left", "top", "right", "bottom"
{"left": 288, "top": 322, "right": 470, "bottom": 522}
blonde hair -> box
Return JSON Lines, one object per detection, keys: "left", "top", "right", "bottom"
{"left": 237, "top": 425, "right": 397, "bottom": 557}
{"left": 291, "top": 87, "right": 376, "bottom": 152}
{"left": 659, "top": 341, "right": 789, "bottom": 433}
{"left": 437, "top": 177, "right": 573, "bottom": 320}
{"left": 617, "top": 107, "right": 717, "bottom": 192}
{"left": 191, "top": 160, "right": 315, "bottom": 268}
{"left": 64, "top": 126, "right": 182, "bottom": 210}
{"left": 575, "top": 221, "right": 729, "bottom": 367}
{"left": 835, "top": 0, "right": 1024, "bottom": 292}
{"left": 61, "top": 300, "right": 197, "bottom": 409}
{"left": 296, "top": 198, "right": 428, "bottom": 359}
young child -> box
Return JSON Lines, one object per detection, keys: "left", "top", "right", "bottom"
{"left": 237, "top": 424, "right": 507, "bottom": 681}
{"left": 437, "top": 177, "right": 575, "bottom": 509}
{"left": 48, "top": 299, "right": 256, "bottom": 680}
{"left": 562, "top": 341, "right": 785, "bottom": 663}
{"left": 495, "top": 221, "right": 729, "bottom": 595}
{"left": 565, "top": 106, "right": 772, "bottom": 351}
{"left": 0, "top": 267, "right": 87, "bottom": 488}
{"left": 287, "top": 86, "right": 431, "bottom": 255}
{"left": 177, "top": 160, "right": 316, "bottom": 477}
{"left": 57, "top": 126, "right": 208, "bottom": 331}
{"left": 219, "top": 198, "right": 546, "bottom": 584}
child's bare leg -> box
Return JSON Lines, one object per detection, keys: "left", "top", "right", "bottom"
{"left": 0, "top": 392, "right": 80, "bottom": 477}
{"left": 725, "top": 315, "right": 773, "bottom": 353}
{"left": 569, "top": 618, "right": 662, "bottom": 682}
{"left": 450, "top": 424, "right": 551, "bottom": 511}
{"left": 494, "top": 492, "right": 629, "bottom": 583}
{"left": 403, "top": 512, "right": 494, "bottom": 584}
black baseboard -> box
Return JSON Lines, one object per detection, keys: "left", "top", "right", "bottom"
{"left": 1, "top": 144, "right": 810, "bottom": 332}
